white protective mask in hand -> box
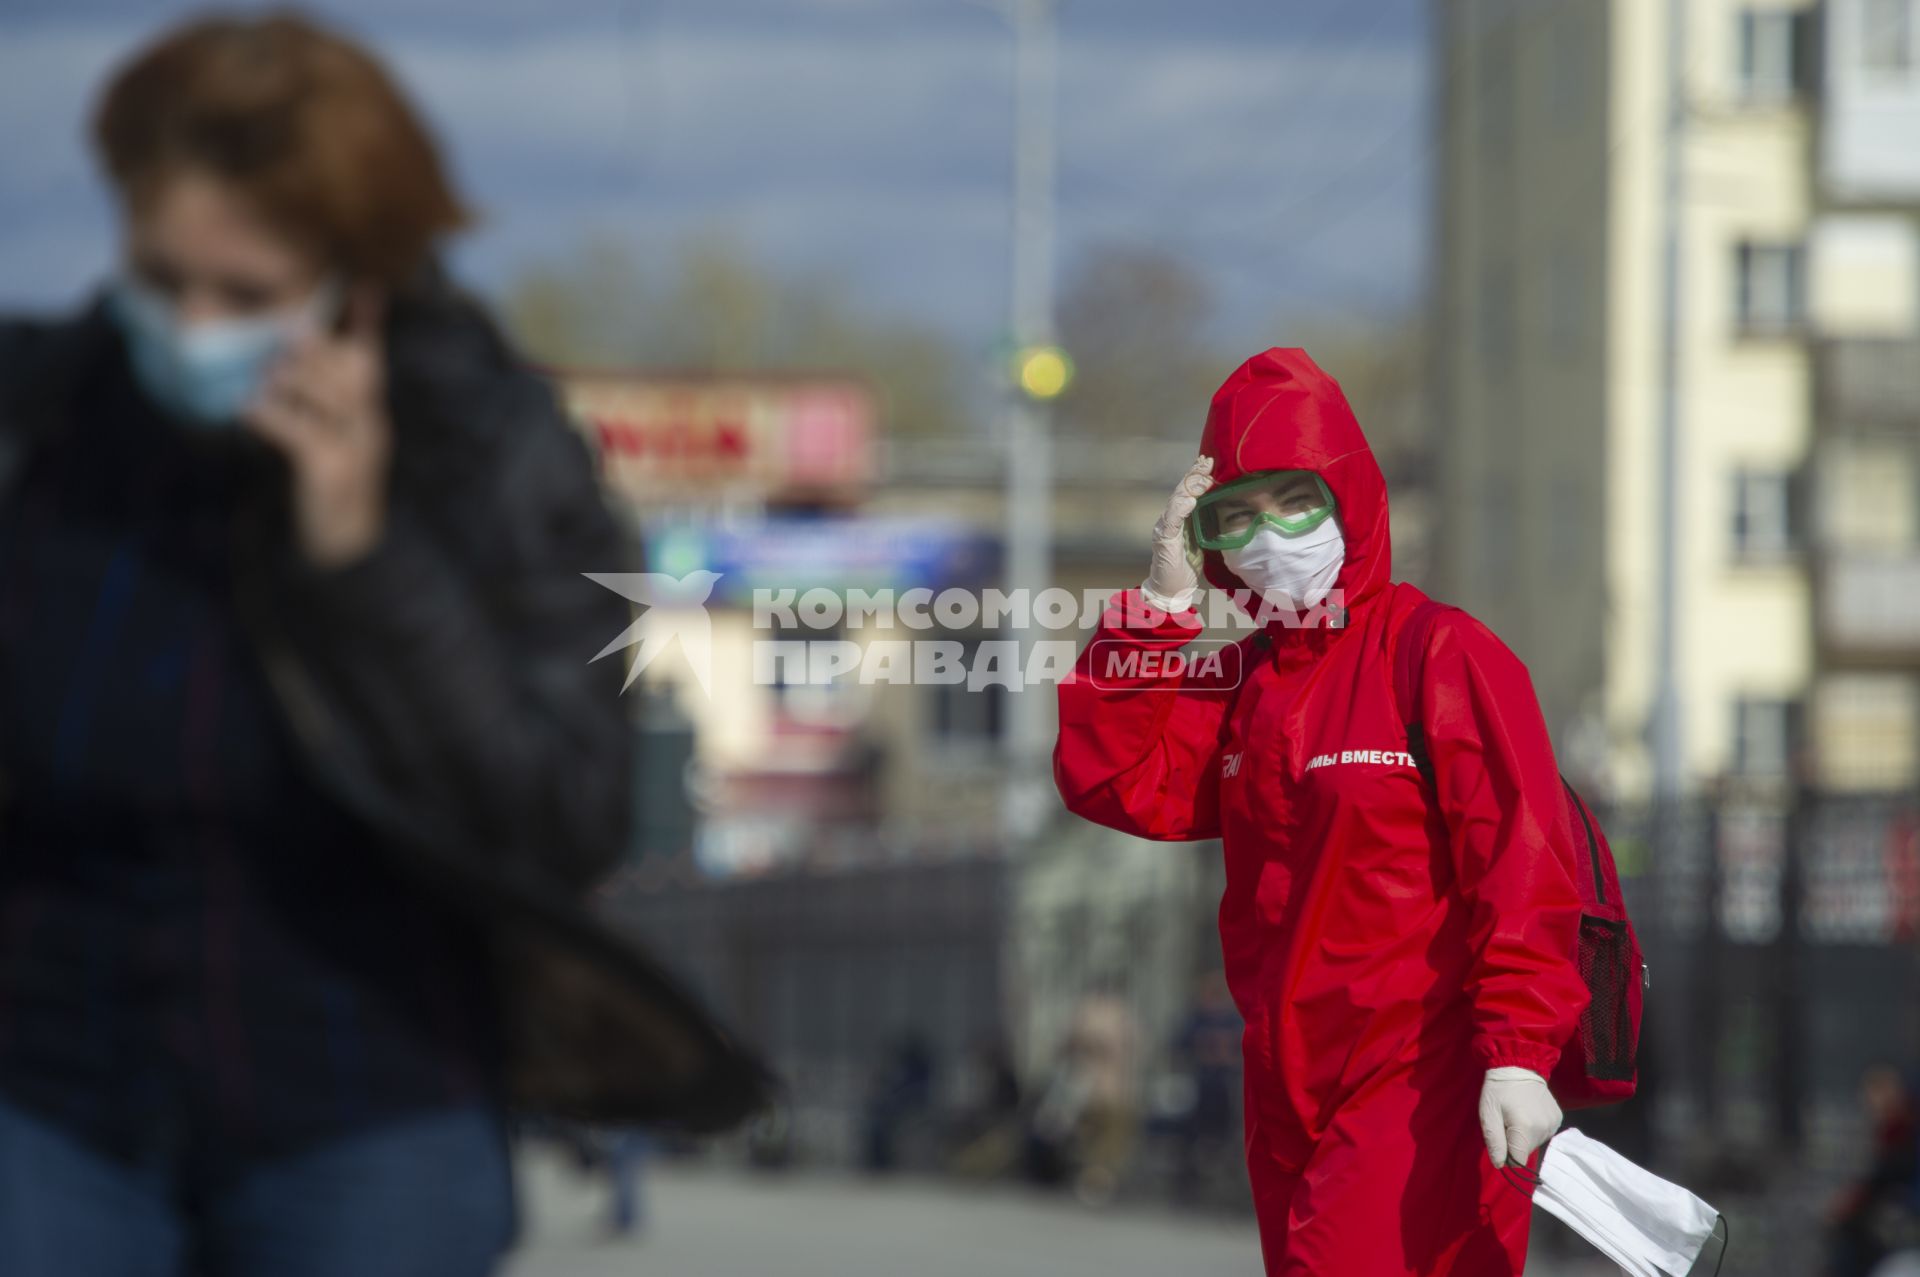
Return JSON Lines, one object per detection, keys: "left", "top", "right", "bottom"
{"left": 1220, "top": 520, "right": 1344, "bottom": 611}
{"left": 1529, "top": 1128, "right": 1724, "bottom": 1277}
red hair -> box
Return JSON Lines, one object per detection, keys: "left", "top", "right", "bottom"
{"left": 93, "top": 10, "right": 471, "bottom": 287}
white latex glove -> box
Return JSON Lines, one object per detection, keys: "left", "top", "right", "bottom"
{"left": 1479, "top": 1066, "right": 1562, "bottom": 1168}
{"left": 1141, "top": 455, "right": 1213, "bottom": 612}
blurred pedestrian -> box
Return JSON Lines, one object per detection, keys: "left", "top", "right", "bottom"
{"left": 1024, "top": 989, "right": 1140, "bottom": 1207}
{"left": 1168, "top": 970, "right": 1240, "bottom": 1205}
{"left": 1056, "top": 349, "right": 1592, "bottom": 1274}
{"left": 604, "top": 1128, "right": 651, "bottom": 1238}
{"left": 1829, "top": 1066, "right": 1920, "bottom": 1277}
{"left": 946, "top": 1035, "right": 1023, "bottom": 1179}
{"left": 1062, "top": 990, "right": 1140, "bottom": 1207}
{"left": 0, "top": 14, "right": 762, "bottom": 1276}
{"left": 862, "top": 1031, "right": 935, "bottom": 1173}
{"left": 541, "top": 1121, "right": 652, "bottom": 1240}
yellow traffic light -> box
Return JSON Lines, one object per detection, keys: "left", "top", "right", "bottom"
{"left": 1014, "top": 345, "right": 1074, "bottom": 400}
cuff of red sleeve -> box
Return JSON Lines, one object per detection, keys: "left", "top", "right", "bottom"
{"left": 1473, "top": 1037, "right": 1563, "bottom": 1077}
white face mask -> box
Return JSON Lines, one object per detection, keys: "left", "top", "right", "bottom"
{"left": 1220, "top": 519, "right": 1345, "bottom": 611}
{"left": 1529, "top": 1128, "right": 1725, "bottom": 1277}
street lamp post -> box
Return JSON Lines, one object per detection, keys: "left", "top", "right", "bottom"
{"left": 1653, "top": 0, "right": 1686, "bottom": 806}
{"left": 1001, "top": 0, "right": 1058, "bottom": 843}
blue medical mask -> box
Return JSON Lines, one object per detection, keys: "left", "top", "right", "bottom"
{"left": 108, "top": 274, "right": 339, "bottom": 427}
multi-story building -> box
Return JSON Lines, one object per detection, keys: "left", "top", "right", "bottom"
{"left": 1808, "top": 0, "right": 1920, "bottom": 792}
{"left": 1432, "top": 0, "right": 1920, "bottom": 799}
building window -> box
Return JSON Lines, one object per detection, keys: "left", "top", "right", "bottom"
{"left": 1734, "top": 241, "right": 1807, "bottom": 335}
{"left": 1814, "top": 674, "right": 1919, "bottom": 791}
{"left": 1731, "top": 468, "right": 1801, "bottom": 560}
{"left": 1864, "top": 0, "right": 1915, "bottom": 76}
{"left": 928, "top": 639, "right": 1006, "bottom": 744}
{"left": 1733, "top": 696, "right": 1804, "bottom": 777}
{"left": 1736, "top": 8, "right": 1818, "bottom": 101}
{"left": 1817, "top": 442, "right": 1917, "bottom": 551}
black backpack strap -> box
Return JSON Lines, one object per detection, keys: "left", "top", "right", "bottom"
{"left": 1391, "top": 598, "right": 1454, "bottom": 788}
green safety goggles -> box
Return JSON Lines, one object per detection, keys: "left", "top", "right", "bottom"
{"left": 1188, "top": 469, "right": 1337, "bottom": 552}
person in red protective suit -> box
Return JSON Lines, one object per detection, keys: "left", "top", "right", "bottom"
{"left": 1054, "top": 348, "right": 1591, "bottom": 1275}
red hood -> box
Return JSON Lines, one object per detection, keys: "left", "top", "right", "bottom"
{"left": 1197, "top": 348, "right": 1390, "bottom": 621}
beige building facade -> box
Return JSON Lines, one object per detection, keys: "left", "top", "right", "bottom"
{"left": 1434, "top": 0, "right": 1920, "bottom": 798}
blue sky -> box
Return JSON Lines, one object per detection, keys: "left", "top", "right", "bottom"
{"left": 0, "top": 0, "right": 1429, "bottom": 346}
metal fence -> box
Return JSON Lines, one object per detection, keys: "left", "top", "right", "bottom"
{"left": 1598, "top": 790, "right": 1920, "bottom": 1276}
{"left": 604, "top": 790, "right": 1920, "bottom": 1272}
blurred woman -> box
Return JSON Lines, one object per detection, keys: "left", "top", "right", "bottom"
{"left": 1055, "top": 349, "right": 1590, "bottom": 1274}
{"left": 0, "top": 14, "right": 759, "bottom": 1275}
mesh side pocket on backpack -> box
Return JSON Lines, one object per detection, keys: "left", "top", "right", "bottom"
{"left": 1576, "top": 915, "right": 1636, "bottom": 1081}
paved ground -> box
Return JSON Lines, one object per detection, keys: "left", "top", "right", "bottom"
{"left": 503, "top": 1149, "right": 1265, "bottom": 1277}
{"left": 501, "top": 1150, "right": 1622, "bottom": 1277}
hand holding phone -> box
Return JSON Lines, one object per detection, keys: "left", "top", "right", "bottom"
{"left": 242, "top": 283, "right": 394, "bottom": 569}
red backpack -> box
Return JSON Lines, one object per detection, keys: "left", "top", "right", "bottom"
{"left": 1393, "top": 599, "right": 1643, "bottom": 1109}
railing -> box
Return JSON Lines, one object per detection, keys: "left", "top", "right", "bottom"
{"left": 1817, "top": 550, "right": 1920, "bottom": 656}
{"left": 1814, "top": 338, "right": 1920, "bottom": 433}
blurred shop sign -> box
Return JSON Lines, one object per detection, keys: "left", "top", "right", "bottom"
{"left": 645, "top": 517, "right": 997, "bottom": 604}
{"left": 552, "top": 371, "right": 876, "bottom": 503}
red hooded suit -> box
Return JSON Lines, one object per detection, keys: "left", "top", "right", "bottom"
{"left": 1054, "top": 350, "right": 1589, "bottom": 1275}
